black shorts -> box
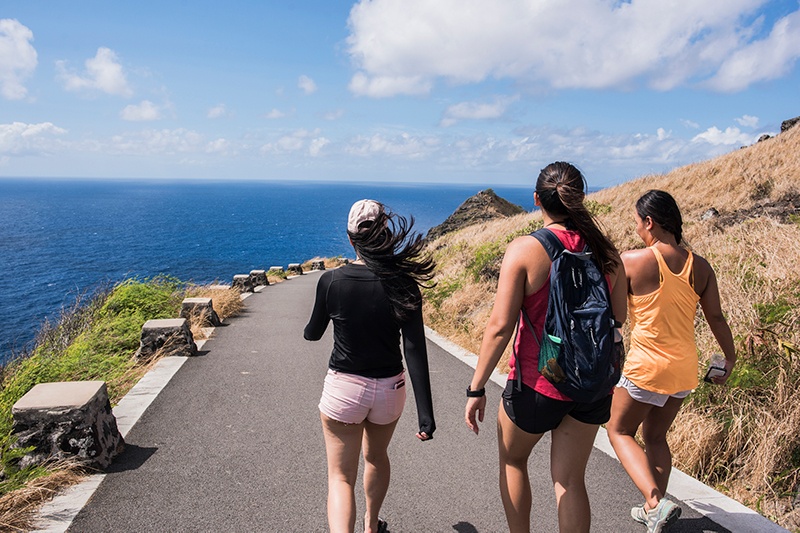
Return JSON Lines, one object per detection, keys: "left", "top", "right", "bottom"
{"left": 501, "top": 380, "right": 612, "bottom": 434}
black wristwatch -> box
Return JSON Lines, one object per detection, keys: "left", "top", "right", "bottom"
{"left": 466, "top": 386, "right": 486, "bottom": 397}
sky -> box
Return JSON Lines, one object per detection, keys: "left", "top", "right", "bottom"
{"left": 1, "top": 0, "right": 799, "bottom": 187}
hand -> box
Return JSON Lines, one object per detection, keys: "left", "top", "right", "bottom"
{"left": 465, "top": 395, "right": 487, "bottom": 435}
{"left": 416, "top": 431, "right": 432, "bottom": 441}
{"left": 712, "top": 361, "right": 735, "bottom": 385}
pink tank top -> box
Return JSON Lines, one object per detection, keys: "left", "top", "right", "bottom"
{"left": 508, "top": 229, "right": 584, "bottom": 401}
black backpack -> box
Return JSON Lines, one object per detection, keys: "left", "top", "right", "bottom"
{"left": 516, "top": 228, "right": 620, "bottom": 403}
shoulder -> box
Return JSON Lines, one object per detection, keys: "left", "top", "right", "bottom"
{"left": 505, "top": 234, "right": 548, "bottom": 262}
{"left": 689, "top": 251, "right": 715, "bottom": 287}
{"left": 621, "top": 247, "right": 654, "bottom": 266}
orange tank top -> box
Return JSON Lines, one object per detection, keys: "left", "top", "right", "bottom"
{"left": 623, "top": 247, "right": 700, "bottom": 394}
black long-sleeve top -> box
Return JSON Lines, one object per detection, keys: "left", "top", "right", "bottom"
{"left": 304, "top": 263, "right": 435, "bottom": 436}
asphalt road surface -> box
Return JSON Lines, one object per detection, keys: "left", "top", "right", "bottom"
{"left": 68, "top": 272, "right": 739, "bottom": 532}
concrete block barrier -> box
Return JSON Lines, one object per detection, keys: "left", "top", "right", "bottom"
{"left": 135, "top": 318, "right": 197, "bottom": 359}
{"left": 12, "top": 381, "right": 124, "bottom": 469}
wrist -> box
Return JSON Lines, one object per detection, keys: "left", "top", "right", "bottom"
{"left": 466, "top": 385, "right": 486, "bottom": 397}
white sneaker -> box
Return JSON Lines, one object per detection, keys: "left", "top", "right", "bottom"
{"left": 631, "top": 504, "right": 647, "bottom": 524}
{"left": 646, "top": 498, "right": 681, "bottom": 533}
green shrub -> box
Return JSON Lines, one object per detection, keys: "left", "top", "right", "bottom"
{"left": 586, "top": 200, "right": 613, "bottom": 216}
{"left": 467, "top": 241, "right": 505, "bottom": 282}
{"left": 0, "top": 277, "right": 184, "bottom": 491}
{"left": 754, "top": 298, "right": 794, "bottom": 325}
{"left": 506, "top": 218, "right": 544, "bottom": 242}
{"left": 424, "top": 278, "right": 463, "bottom": 309}
{"left": 267, "top": 268, "right": 288, "bottom": 280}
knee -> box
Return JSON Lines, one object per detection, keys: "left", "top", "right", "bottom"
{"left": 363, "top": 448, "right": 390, "bottom": 468}
{"left": 551, "top": 464, "right": 587, "bottom": 491}
{"left": 641, "top": 428, "right": 669, "bottom": 450}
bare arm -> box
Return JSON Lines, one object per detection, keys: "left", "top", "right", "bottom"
{"left": 465, "top": 236, "right": 549, "bottom": 434}
{"left": 695, "top": 256, "right": 737, "bottom": 383}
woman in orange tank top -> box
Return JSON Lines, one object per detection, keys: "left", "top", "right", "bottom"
{"left": 606, "top": 190, "right": 737, "bottom": 533}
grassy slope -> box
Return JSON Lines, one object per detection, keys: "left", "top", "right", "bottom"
{"left": 423, "top": 126, "right": 800, "bottom": 529}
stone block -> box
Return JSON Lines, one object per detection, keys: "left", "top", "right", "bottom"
{"left": 180, "top": 297, "right": 221, "bottom": 327}
{"left": 287, "top": 263, "right": 303, "bottom": 275}
{"left": 11, "top": 381, "right": 124, "bottom": 469}
{"left": 232, "top": 274, "right": 254, "bottom": 292}
{"left": 134, "top": 318, "right": 197, "bottom": 359}
{"left": 269, "top": 266, "right": 284, "bottom": 273}
{"left": 249, "top": 269, "right": 269, "bottom": 287}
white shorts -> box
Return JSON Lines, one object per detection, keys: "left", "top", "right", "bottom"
{"left": 617, "top": 375, "right": 691, "bottom": 408}
{"left": 319, "top": 369, "right": 406, "bottom": 425}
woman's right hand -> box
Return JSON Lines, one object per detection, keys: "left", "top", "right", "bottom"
{"left": 465, "top": 395, "right": 487, "bottom": 435}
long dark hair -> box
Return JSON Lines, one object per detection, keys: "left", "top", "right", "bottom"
{"left": 536, "top": 161, "right": 619, "bottom": 273}
{"left": 635, "top": 189, "right": 683, "bottom": 244}
{"left": 348, "top": 207, "right": 436, "bottom": 322}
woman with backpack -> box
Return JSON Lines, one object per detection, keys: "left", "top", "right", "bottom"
{"left": 465, "top": 162, "right": 628, "bottom": 533}
{"left": 606, "top": 190, "right": 736, "bottom": 533}
{"left": 304, "top": 200, "right": 436, "bottom": 533}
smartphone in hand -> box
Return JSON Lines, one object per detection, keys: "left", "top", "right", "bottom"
{"left": 703, "top": 353, "right": 727, "bottom": 383}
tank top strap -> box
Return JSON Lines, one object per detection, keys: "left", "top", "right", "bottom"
{"left": 649, "top": 246, "right": 666, "bottom": 285}
{"left": 650, "top": 246, "right": 694, "bottom": 287}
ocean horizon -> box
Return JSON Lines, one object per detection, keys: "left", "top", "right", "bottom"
{"left": 0, "top": 178, "right": 541, "bottom": 363}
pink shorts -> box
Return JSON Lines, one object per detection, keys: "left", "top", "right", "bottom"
{"left": 319, "top": 369, "right": 406, "bottom": 425}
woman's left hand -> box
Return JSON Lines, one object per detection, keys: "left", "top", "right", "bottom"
{"left": 416, "top": 431, "right": 432, "bottom": 441}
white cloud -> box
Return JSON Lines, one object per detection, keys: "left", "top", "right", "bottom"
{"left": 56, "top": 47, "right": 133, "bottom": 97}
{"left": 265, "top": 108, "right": 286, "bottom": 119}
{"left": 0, "top": 121, "right": 66, "bottom": 155}
{"left": 440, "top": 95, "right": 519, "bottom": 127}
{"left": 348, "top": 71, "right": 431, "bottom": 98}
{"left": 120, "top": 100, "right": 161, "bottom": 121}
{"left": 106, "top": 129, "right": 205, "bottom": 155}
{"left": 735, "top": 114, "right": 759, "bottom": 128}
{"left": 0, "top": 19, "right": 37, "bottom": 100}
{"left": 207, "top": 104, "right": 228, "bottom": 119}
{"left": 707, "top": 9, "right": 800, "bottom": 91}
{"left": 324, "top": 109, "right": 345, "bottom": 120}
{"left": 298, "top": 75, "right": 317, "bottom": 94}
{"left": 205, "top": 138, "right": 230, "bottom": 154}
{"left": 680, "top": 119, "right": 701, "bottom": 129}
{"left": 346, "top": 0, "right": 798, "bottom": 97}
{"left": 309, "top": 137, "right": 330, "bottom": 156}
{"left": 261, "top": 129, "right": 323, "bottom": 154}
{"left": 691, "top": 126, "right": 755, "bottom": 146}
{"left": 345, "top": 132, "right": 440, "bottom": 159}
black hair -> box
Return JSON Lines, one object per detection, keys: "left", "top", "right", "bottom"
{"left": 348, "top": 207, "right": 436, "bottom": 322}
{"left": 635, "top": 189, "right": 683, "bottom": 244}
{"left": 535, "top": 161, "right": 619, "bottom": 274}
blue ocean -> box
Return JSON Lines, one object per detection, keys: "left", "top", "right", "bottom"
{"left": 0, "top": 179, "right": 536, "bottom": 363}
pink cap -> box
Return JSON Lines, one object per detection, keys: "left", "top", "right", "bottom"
{"left": 347, "top": 199, "right": 382, "bottom": 233}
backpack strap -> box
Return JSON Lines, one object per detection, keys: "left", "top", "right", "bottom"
{"left": 531, "top": 228, "right": 566, "bottom": 261}
{"left": 513, "top": 307, "right": 538, "bottom": 391}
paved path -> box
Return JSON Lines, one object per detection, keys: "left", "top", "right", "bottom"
{"left": 51, "top": 272, "right": 781, "bottom": 532}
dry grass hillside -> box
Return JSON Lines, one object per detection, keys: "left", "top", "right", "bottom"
{"left": 422, "top": 124, "right": 800, "bottom": 530}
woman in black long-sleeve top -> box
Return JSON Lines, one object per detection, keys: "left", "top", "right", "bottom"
{"left": 304, "top": 199, "right": 435, "bottom": 533}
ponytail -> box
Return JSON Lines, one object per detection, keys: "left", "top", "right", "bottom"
{"left": 536, "top": 162, "right": 619, "bottom": 274}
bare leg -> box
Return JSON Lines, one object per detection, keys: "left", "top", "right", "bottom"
{"left": 362, "top": 418, "right": 399, "bottom": 533}
{"left": 321, "top": 413, "right": 364, "bottom": 533}
{"left": 641, "top": 396, "right": 685, "bottom": 498}
{"left": 497, "top": 402, "right": 544, "bottom": 533}
{"left": 550, "top": 416, "right": 599, "bottom": 533}
{"left": 607, "top": 387, "right": 684, "bottom": 510}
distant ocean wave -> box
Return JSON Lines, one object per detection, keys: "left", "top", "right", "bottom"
{"left": 0, "top": 179, "right": 538, "bottom": 362}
